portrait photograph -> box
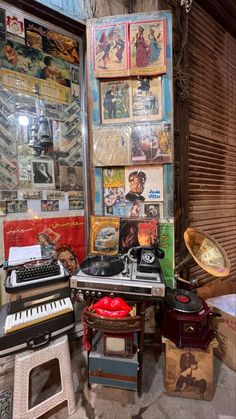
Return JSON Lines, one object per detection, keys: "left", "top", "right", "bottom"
{"left": 93, "top": 23, "right": 128, "bottom": 78}
{"left": 59, "top": 165, "right": 83, "bottom": 192}
{"left": 100, "top": 79, "right": 132, "bottom": 124}
{"left": 32, "top": 159, "right": 55, "bottom": 189}
{"left": 129, "top": 19, "right": 166, "bottom": 76}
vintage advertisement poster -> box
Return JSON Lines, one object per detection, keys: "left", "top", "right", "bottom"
{"left": 0, "top": 39, "right": 71, "bottom": 86}
{"left": 93, "top": 126, "right": 131, "bottom": 166}
{"left": 90, "top": 215, "right": 119, "bottom": 256}
{"left": 100, "top": 79, "right": 132, "bottom": 124}
{"left": 93, "top": 23, "right": 128, "bottom": 78}
{"left": 132, "top": 76, "right": 162, "bottom": 121}
{"left": 164, "top": 339, "right": 214, "bottom": 400}
{"left": 125, "top": 166, "right": 163, "bottom": 202}
{"left": 129, "top": 19, "right": 166, "bottom": 76}
{"left": 131, "top": 123, "right": 172, "bottom": 164}
{"left": 119, "top": 217, "right": 158, "bottom": 253}
{"left": 3, "top": 215, "right": 86, "bottom": 265}
{"left": 25, "top": 19, "right": 80, "bottom": 65}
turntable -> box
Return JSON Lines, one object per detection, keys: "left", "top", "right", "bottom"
{"left": 160, "top": 227, "right": 231, "bottom": 348}
{"left": 70, "top": 246, "right": 166, "bottom": 301}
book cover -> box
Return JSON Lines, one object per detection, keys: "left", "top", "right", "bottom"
{"left": 119, "top": 217, "right": 158, "bottom": 253}
{"left": 100, "top": 79, "right": 132, "bottom": 124}
{"left": 90, "top": 215, "right": 119, "bottom": 256}
{"left": 131, "top": 123, "right": 172, "bottom": 164}
{"left": 103, "top": 167, "right": 125, "bottom": 188}
{"left": 159, "top": 220, "right": 174, "bottom": 288}
{"left": 93, "top": 126, "right": 131, "bottom": 166}
{"left": 125, "top": 165, "right": 163, "bottom": 202}
{"left": 129, "top": 19, "right": 166, "bottom": 76}
{"left": 132, "top": 76, "right": 162, "bottom": 121}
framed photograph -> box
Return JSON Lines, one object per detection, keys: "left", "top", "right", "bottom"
{"left": 100, "top": 79, "right": 132, "bottom": 124}
{"left": 32, "top": 159, "right": 55, "bottom": 189}
{"left": 129, "top": 19, "right": 166, "bottom": 76}
{"left": 59, "top": 165, "right": 83, "bottom": 192}
{"left": 93, "top": 23, "right": 128, "bottom": 78}
{"left": 132, "top": 76, "right": 162, "bottom": 121}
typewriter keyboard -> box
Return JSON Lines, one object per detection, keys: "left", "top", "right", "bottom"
{"left": 15, "top": 260, "right": 61, "bottom": 283}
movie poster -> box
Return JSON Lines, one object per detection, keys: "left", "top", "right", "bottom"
{"left": 90, "top": 215, "right": 119, "bottom": 256}
{"left": 119, "top": 217, "right": 158, "bottom": 253}
{"left": 103, "top": 167, "right": 125, "bottom": 188}
{"left": 93, "top": 23, "right": 128, "bottom": 78}
{"left": 131, "top": 123, "right": 172, "bottom": 164}
{"left": 129, "top": 19, "right": 166, "bottom": 76}
{"left": 125, "top": 165, "right": 163, "bottom": 202}
{"left": 3, "top": 216, "right": 86, "bottom": 264}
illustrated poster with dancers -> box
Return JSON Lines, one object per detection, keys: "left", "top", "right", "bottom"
{"left": 93, "top": 23, "right": 128, "bottom": 78}
{"left": 129, "top": 19, "right": 166, "bottom": 76}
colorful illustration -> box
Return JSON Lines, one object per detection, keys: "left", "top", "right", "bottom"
{"left": 100, "top": 79, "right": 132, "bottom": 124}
{"left": 129, "top": 19, "right": 166, "bottom": 76}
{"left": 132, "top": 76, "right": 162, "bottom": 120}
{"left": 125, "top": 166, "right": 163, "bottom": 202}
{"left": 119, "top": 218, "right": 158, "bottom": 253}
{"left": 93, "top": 126, "right": 131, "bottom": 166}
{"left": 103, "top": 167, "right": 125, "bottom": 188}
{"left": 159, "top": 221, "right": 174, "bottom": 288}
{"left": 93, "top": 23, "right": 128, "bottom": 77}
{"left": 0, "top": 40, "right": 71, "bottom": 87}
{"left": 25, "top": 19, "right": 80, "bottom": 65}
{"left": 131, "top": 123, "right": 172, "bottom": 164}
{"left": 3, "top": 216, "right": 86, "bottom": 264}
{"left": 90, "top": 215, "right": 119, "bottom": 256}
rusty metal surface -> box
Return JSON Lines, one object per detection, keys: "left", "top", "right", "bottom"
{"left": 187, "top": 4, "right": 236, "bottom": 297}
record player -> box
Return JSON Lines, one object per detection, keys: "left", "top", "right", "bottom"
{"left": 160, "top": 227, "right": 231, "bottom": 349}
{"left": 70, "top": 246, "right": 166, "bottom": 301}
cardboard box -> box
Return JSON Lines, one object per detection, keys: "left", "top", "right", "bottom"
{"left": 163, "top": 338, "right": 218, "bottom": 400}
{"left": 206, "top": 294, "right": 236, "bottom": 371}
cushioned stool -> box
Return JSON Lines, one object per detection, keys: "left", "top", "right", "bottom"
{"left": 13, "top": 335, "right": 76, "bottom": 419}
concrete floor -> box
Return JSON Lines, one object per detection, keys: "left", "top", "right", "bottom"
{"left": 41, "top": 338, "right": 236, "bottom": 419}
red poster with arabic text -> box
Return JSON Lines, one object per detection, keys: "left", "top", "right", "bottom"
{"left": 3, "top": 216, "right": 86, "bottom": 263}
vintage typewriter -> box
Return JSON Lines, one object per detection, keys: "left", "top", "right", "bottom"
{"left": 5, "top": 258, "right": 69, "bottom": 293}
{"left": 0, "top": 282, "right": 75, "bottom": 357}
{"left": 71, "top": 246, "right": 166, "bottom": 301}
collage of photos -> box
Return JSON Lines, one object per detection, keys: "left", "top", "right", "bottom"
{"left": 0, "top": 5, "right": 84, "bottom": 216}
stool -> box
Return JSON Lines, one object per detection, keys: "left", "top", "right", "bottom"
{"left": 13, "top": 335, "right": 76, "bottom": 419}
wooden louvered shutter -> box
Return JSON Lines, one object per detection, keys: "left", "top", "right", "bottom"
{"left": 187, "top": 3, "right": 236, "bottom": 298}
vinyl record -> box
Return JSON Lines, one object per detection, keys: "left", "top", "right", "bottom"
{"left": 165, "top": 288, "right": 203, "bottom": 313}
{"left": 80, "top": 255, "right": 124, "bottom": 277}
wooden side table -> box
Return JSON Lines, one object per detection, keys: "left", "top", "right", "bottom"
{"left": 83, "top": 300, "right": 147, "bottom": 396}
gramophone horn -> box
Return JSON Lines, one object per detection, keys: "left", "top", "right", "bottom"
{"left": 183, "top": 227, "right": 231, "bottom": 277}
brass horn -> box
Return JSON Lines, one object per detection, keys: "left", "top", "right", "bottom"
{"left": 175, "top": 227, "right": 231, "bottom": 287}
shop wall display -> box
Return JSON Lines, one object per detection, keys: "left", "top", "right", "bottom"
{"left": 0, "top": 1, "right": 86, "bottom": 302}
{"left": 87, "top": 11, "right": 174, "bottom": 287}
